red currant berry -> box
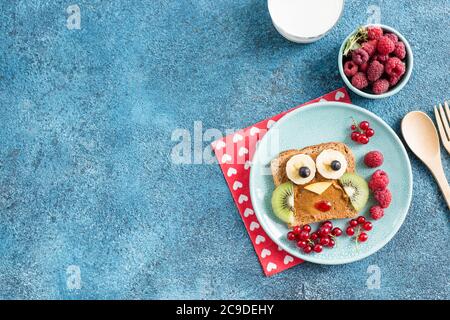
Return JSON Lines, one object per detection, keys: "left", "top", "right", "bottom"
{"left": 349, "top": 219, "right": 358, "bottom": 227}
{"left": 319, "top": 227, "right": 331, "bottom": 237}
{"left": 322, "top": 221, "right": 333, "bottom": 229}
{"left": 328, "top": 239, "right": 336, "bottom": 247}
{"left": 298, "top": 230, "right": 310, "bottom": 241}
{"left": 358, "top": 232, "right": 368, "bottom": 242}
{"left": 320, "top": 237, "right": 330, "bottom": 246}
{"left": 310, "top": 232, "right": 319, "bottom": 241}
{"left": 351, "top": 124, "right": 357, "bottom": 130}
{"left": 359, "top": 121, "right": 370, "bottom": 130}
{"left": 313, "top": 244, "right": 323, "bottom": 253}
{"left": 363, "top": 221, "right": 373, "bottom": 231}
{"left": 331, "top": 227, "right": 343, "bottom": 237}
{"left": 358, "top": 134, "right": 369, "bottom": 144}
{"left": 351, "top": 131, "right": 361, "bottom": 141}
{"left": 346, "top": 226, "right": 355, "bottom": 236}
{"left": 365, "top": 128, "right": 375, "bottom": 137}
{"left": 303, "top": 245, "right": 313, "bottom": 254}
{"left": 293, "top": 226, "right": 302, "bottom": 235}
{"left": 357, "top": 216, "right": 366, "bottom": 224}
{"left": 297, "top": 240, "right": 307, "bottom": 248}
{"left": 302, "top": 224, "right": 311, "bottom": 232}
{"left": 287, "top": 232, "right": 296, "bottom": 241}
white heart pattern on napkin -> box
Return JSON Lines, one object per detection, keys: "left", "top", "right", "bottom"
{"left": 261, "top": 249, "right": 271, "bottom": 258}
{"left": 227, "top": 167, "right": 237, "bottom": 177}
{"left": 243, "top": 208, "right": 254, "bottom": 217}
{"left": 249, "top": 221, "right": 259, "bottom": 231}
{"left": 232, "top": 181, "right": 243, "bottom": 191}
{"left": 266, "top": 120, "right": 275, "bottom": 129}
{"left": 221, "top": 154, "right": 232, "bottom": 164}
{"left": 335, "top": 91, "right": 345, "bottom": 100}
{"left": 213, "top": 140, "right": 226, "bottom": 150}
{"left": 238, "top": 194, "right": 248, "bottom": 204}
{"left": 244, "top": 161, "right": 251, "bottom": 170}
{"left": 255, "top": 235, "right": 265, "bottom": 245}
{"left": 283, "top": 255, "right": 294, "bottom": 265}
{"left": 238, "top": 147, "right": 249, "bottom": 157}
{"left": 233, "top": 133, "right": 243, "bottom": 143}
{"left": 249, "top": 126, "right": 260, "bottom": 136}
{"left": 266, "top": 262, "right": 277, "bottom": 272}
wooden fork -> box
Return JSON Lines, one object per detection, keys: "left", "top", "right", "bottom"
{"left": 434, "top": 101, "right": 450, "bottom": 155}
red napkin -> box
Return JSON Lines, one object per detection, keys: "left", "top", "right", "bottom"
{"left": 212, "top": 88, "right": 351, "bottom": 276}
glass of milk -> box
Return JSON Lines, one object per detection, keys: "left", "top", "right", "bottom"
{"left": 268, "top": 0, "right": 345, "bottom": 43}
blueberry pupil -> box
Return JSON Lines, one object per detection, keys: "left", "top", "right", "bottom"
{"left": 331, "top": 160, "right": 341, "bottom": 171}
{"left": 299, "top": 167, "right": 310, "bottom": 178}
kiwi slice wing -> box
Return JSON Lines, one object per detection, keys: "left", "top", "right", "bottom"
{"left": 271, "top": 182, "right": 295, "bottom": 224}
{"left": 339, "top": 173, "right": 369, "bottom": 211}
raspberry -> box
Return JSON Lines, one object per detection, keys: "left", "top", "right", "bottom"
{"left": 367, "top": 26, "right": 383, "bottom": 40}
{"left": 369, "top": 177, "right": 389, "bottom": 192}
{"left": 372, "top": 169, "right": 388, "bottom": 180}
{"left": 377, "top": 36, "right": 395, "bottom": 55}
{"left": 385, "top": 57, "right": 406, "bottom": 77}
{"left": 374, "top": 189, "right": 392, "bottom": 208}
{"left": 368, "top": 176, "right": 389, "bottom": 192}
{"left": 359, "top": 62, "right": 368, "bottom": 73}
{"left": 369, "top": 170, "right": 389, "bottom": 191}
{"left": 372, "top": 54, "right": 389, "bottom": 64}
{"left": 344, "top": 61, "right": 358, "bottom": 77}
{"left": 352, "top": 48, "right": 369, "bottom": 65}
{"left": 394, "top": 41, "right": 406, "bottom": 60}
{"left": 362, "top": 40, "right": 377, "bottom": 57}
{"left": 372, "top": 79, "right": 389, "bottom": 94}
{"left": 370, "top": 206, "right": 384, "bottom": 220}
{"left": 367, "top": 61, "right": 384, "bottom": 82}
{"left": 389, "top": 75, "right": 401, "bottom": 86}
{"left": 351, "top": 72, "right": 369, "bottom": 89}
{"left": 364, "top": 151, "right": 384, "bottom": 168}
{"left": 384, "top": 33, "right": 398, "bottom": 43}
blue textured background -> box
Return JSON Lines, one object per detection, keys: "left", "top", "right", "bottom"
{"left": 0, "top": 0, "right": 449, "bottom": 299}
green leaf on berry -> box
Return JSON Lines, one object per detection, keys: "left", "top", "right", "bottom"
{"left": 343, "top": 27, "right": 368, "bottom": 56}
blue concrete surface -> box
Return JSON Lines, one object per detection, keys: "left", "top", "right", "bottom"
{"left": 0, "top": 0, "right": 449, "bottom": 300}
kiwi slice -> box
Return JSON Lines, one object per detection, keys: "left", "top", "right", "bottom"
{"left": 271, "top": 182, "right": 295, "bottom": 224}
{"left": 339, "top": 173, "right": 369, "bottom": 211}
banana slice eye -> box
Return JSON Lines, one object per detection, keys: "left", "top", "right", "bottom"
{"left": 316, "top": 149, "right": 348, "bottom": 180}
{"left": 286, "top": 154, "right": 316, "bottom": 185}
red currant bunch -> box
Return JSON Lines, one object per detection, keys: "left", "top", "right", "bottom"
{"left": 345, "top": 215, "right": 373, "bottom": 244}
{"left": 286, "top": 221, "right": 343, "bottom": 254}
{"left": 350, "top": 118, "right": 375, "bottom": 145}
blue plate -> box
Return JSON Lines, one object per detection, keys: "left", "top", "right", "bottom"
{"left": 249, "top": 102, "right": 412, "bottom": 265}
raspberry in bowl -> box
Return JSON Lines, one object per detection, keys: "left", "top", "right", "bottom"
{"left": 338, "top": 24, "right": 413, "bottom": 99}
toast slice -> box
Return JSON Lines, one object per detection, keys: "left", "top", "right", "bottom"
{"left": 271, "top": 142, "right": 357, "bottom": 226}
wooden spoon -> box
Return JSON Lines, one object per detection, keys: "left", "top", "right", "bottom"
{"left": 402, "top": 111, "right": 450, "bottom": 210}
